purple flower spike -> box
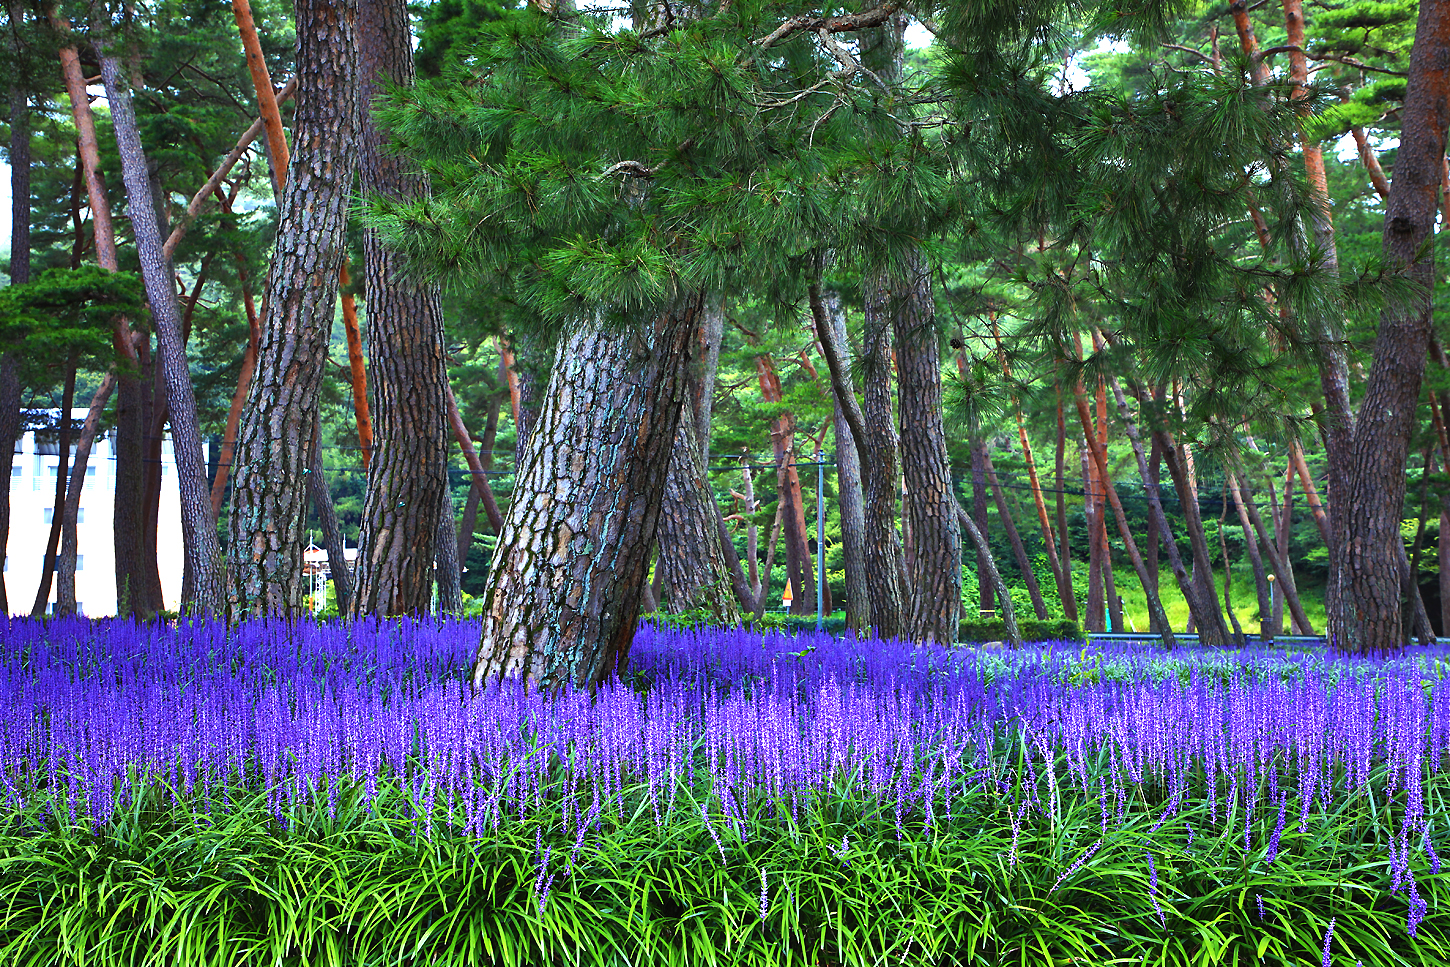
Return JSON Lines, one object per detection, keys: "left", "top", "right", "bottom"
{"left": 1321, "top": 917, "right": 1335, "bottom": 967}
{"left": 758, "top": 867, "right": 768, "bottom": 920}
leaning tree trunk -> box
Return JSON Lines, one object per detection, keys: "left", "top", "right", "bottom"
{"left": 48, "top": 3, "right": 150, "bottom": 617}
{"left": 983, "top": 449, "right": 1048, "bottom": 619}
{"left": 656, "top": 414, "right": 743, "bottom": 624}
{"left": 227, "top": 0, "right": 359, "bottom": 617}
{"left": 56, "top": 374, "right": 117, "bottom": 615}
{"left": 347, "top": 0, "right": 450, "bottom": 617}
{"left": 1330, "top": 0, "right": 1450, "bottom": 652}
{"left": 31, "top": 363, "right": 74, "bottom": 617}
{"left": 1110, "top": 376, "right": 1228, "bottom": 645}
{"left": 97, "top": 31, "right": 227, "bottom": 615}
{"left": 308, "top": 426, "right": 353, "bottom": 612}
{"left": 471, "top": 297, "right": 702, "bottom": 691}
{"left": 956, "top": 502, "right": 1019, "bottom": 646}
{"left": 815, "top": 287, "right": 870, "bottom": 633}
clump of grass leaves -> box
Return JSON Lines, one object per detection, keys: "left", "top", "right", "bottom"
{"left": 1, "top": 746, "right": 1447, "bottom": 966}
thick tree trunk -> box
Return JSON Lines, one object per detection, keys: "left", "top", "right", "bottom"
{"left": 1110, "top": 377, "right": 1226, "bottom": 645}
{"left": 859, "top": 281, "right": 909, "bottom": 637}
{"left": 810, "top": 291, "right": 871, "bottom": 632}
{"left": 31, "top": 364, "right": 75, "bottom": 617}
{"left": 227, "top": 0, "right": 359, "bottom": 616}
{"left": 890, "top": 253, "right": 961, "bottom": 643}
{"left": 56, "top": 374, "right": 117, "bottom": 615}
{"left": 1330, "top": 0, "right": 1450, "bottom": 652}
{"left": 347, "top": 0, "right": 450, "bottom": 617}
{"left": 656, "top": 294, "right": 741, "bottom": 622}
{"left": 471, "top": 298, "right": 701, "bottom": 691}
{"left": 983, "top": 449, "right": 1047, "bottom": 619}
{"left": 656, "top": 414, "right": 743, "bottom": 623}
{"left": 97, "top": 34, "right": 227, "bottom": 615}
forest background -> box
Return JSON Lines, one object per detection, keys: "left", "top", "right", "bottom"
{"left": 1, "top": 0, "right": 1447, "bottom": 663}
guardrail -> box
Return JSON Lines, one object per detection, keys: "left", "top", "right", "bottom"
{"left": 1083, "top": 632, "right": 1450, "bottom": 646}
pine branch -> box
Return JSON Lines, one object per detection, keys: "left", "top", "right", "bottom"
{"left": 753, "top": 3, "right": 901, "bottom": 50}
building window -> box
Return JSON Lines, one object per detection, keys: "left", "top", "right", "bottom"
{"left": 43, "top": 508, "right": 52, "bottom": 524}
{"left": 75, "top": 554, "right": 83, "bottom": 571}
{"left": 77, "top": 507, "right": 84, "bottom": 524}
{"left": 9, "top": 465, "right": 18, "bottom": 477}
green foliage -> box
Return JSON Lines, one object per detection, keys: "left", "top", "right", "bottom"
{"left": 0, "top": 267, "right": 141, "bottom": 383}
{"left": 958, "top": 616, "right": 1083, "bottom": 643}
{"left": 4, "top": 730, "right": 1447, "bottom": 965}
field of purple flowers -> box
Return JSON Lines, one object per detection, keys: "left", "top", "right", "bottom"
{"left": 1, "top": 617, "right": 1449, "bottom": 966}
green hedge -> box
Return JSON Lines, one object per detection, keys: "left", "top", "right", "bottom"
{"left": 958, "top": 617, "right": 1084, "bottom": 643}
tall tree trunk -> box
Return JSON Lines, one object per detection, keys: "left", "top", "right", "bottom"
{"left": 956, "top": 502, "right": 1019, "bottom": 645}
{"left": 814, "top": 288, "right": 870, "bottom": 632}
{"left": 1228, "top": 467, "right": 1314, "bottom": 634}
{"left": 340, "top": 263, "right": 372, "bottom": 468}
{"left": 656, "top": 414, "right": 743, "bottom": 623}
{"left": 1, "top": 23, "right": 29, "bottom": 614}
{"left": 48, "top": 2, "right": 149, "bottom": 617}
{"left": 989, "top": 320, "right": 1070, "bottom": 619}
{"left": 971, "top": 441, "right": 993, "bottom": 614}
{"left": 227, "top": 0, "right": 360, "bottom": 616}
{"left": 347, "top": 0, "right": 449, "bottom": 617}
{"left": 31, "top": 363, "right": 75, "bottom": 617}
{"left": 1110, "top": 376, "right": 1226, "bottom": 645}
{"left": 694, "top": 297, "right": 724, "bottom": 464}
{"left": 1223, "top": 455, "right": 1273, "bottom": 638}
{"left": 1082, "top": 441, "right": 1105, "bottom": 632}
{"left": 56, "top": 374, "right": 117, "bottom": 615}
{"left": 1073, "top": 389, "right": 1174, "bottom": 643}
{"left": 1056, "top": 394, "right": 1076, "bottom": 621}
{"left": 471, "top": 298, "right": 701, "bottom": 690}
{"left": 1330, "top": 0, "right": 1450, "bottom": 652}
{"left": 97, "top": 31, "right": 227, "bottom": 615}
{"left": 859, "top": 282, "right": 908, "bottom": 637}
{"left": 754, "top": 354, "right": 815, "bottom": 615}
{"left": 892, "top": 253, "right": 961, "bottom": 643}
{"left": 983, "top": 449, "right": 1047, "bottom": 619}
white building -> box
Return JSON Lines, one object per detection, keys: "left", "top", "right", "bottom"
{"left": 7, "top": 410, "right": 188, "bottom": 615}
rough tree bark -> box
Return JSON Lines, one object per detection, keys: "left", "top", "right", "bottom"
{"left": 470, "top": 297, "right": 702, "bottom": 691}
{"left": 347, "top": 0, "right": 450, "bottom": 617}
{"left": 1329, "top": 0, "right": 1450, "bottom": 652}
{"left": 226, "top": 0, "right": 359, "bottom": 616}
{"left": 859, "top": 283, "right": 909, "bottom": 637}
{"left": 97, "top": 30, "right": 227, "bottom": 614}
{"left": 656, "top": 297, "right": 741, "bottom": 620}
{"left": 656, "top": 414, "right": 743, "bottom": 624}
